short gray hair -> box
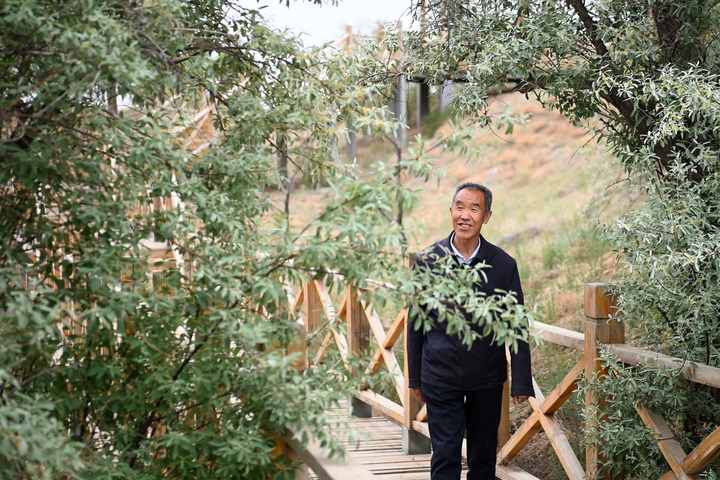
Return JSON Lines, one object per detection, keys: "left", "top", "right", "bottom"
{"left": 451, "top": 182, "right": 493, "bottom": 214}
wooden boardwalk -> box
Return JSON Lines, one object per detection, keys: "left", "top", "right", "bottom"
{"left": 315, "top": 403, "right": 468, "bottom": 479}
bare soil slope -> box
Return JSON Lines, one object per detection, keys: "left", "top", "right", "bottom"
{"left": 404, "top": 92, "right": 613, "bottom": 252}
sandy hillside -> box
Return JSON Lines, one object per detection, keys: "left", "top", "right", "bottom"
{"left": 278, "top": 90, "right": 626, "bottom": 273}
{"left": 395, "top": 92, "right": 617, "bottom": 253}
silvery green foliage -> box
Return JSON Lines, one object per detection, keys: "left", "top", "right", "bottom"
{"left": 0, "top": 1, "right": 430, "bottom": 478}
{"left": 400, "top": 1, "right": 720, "bottom": 477}
{"left": 406, "top": 251, "right": 531, "bottom": 353}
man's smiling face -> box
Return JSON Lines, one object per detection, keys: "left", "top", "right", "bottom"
{"left": 449, "top": 188, "right": 492, "bottom": 243}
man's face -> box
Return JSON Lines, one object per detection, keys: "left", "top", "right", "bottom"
{"left": 449, "top": 188, "right": 492, "bottom": 242}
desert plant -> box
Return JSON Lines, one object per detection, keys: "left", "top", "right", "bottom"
{"left": 396, "top": 0, "right": 720, "bottom": 476}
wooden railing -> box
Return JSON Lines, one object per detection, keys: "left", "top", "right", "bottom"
{"left": 284, "top": 279, "right": 720, "bottom": 480}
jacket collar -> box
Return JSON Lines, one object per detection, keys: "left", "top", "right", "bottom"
{"left": 437, "top": 231, "right": 493, "bottom": 266}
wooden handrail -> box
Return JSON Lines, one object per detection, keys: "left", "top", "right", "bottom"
{"left": 606, "top": 343, "right": 720, "bottom": 389}
{"left": 287, "top": 279, "right": 720, "bottom": 479}
{"left": 533, "top": 320, "right": 585, "bottom": 351}
{"left": 283, "top": 430, "right": 376, "bottom": 480}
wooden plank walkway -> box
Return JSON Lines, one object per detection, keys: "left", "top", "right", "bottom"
{"left": 314, "top": 402, "right": 469, "bottom": 479}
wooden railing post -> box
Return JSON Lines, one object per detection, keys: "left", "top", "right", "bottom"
{"left": 303, "top": 280, "right": 323, "bottom": 367}
{"left": 288, "top": 320, "right": 308, "bottom": 381}
{"left": 403, "top": 315, "right": 432, "bottom": 454}
{"left": 346, "top": 284, "right": 372, "bottom": 418}
{"left": 402, "top": 252, "right": 431, "bottom": 454}
{"left": 584, "top": 283, "right": 624, "bottom": 479}
{"left": 498, "top": 374, "right": 511, "bottom": 449}
{"left": 278, "top": 313, "right": 310, "bottom": 479}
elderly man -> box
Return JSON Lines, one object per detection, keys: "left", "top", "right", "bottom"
{"left": 407, "top": 182, "right": 534, "bottom": 480}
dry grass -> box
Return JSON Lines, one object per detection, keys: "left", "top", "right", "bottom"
{"left": 273, "top": 91, "right": 639, "bottom": 478}
{"left": 276, "top": 91, "right": 630, "bottom": 314}
{"left": 402, "top": 93, "right": 612, "bottom": 251}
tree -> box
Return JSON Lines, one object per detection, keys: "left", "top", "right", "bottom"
{"left": 0, "top": 1, "right": 425, "bottom": 478}
{"left": 398, "top": 0, "right": 720, "bottom": 477}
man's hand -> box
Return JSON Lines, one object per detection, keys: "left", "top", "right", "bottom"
{"left": 513, "top": 395, "right": 529, "bottom": 407}
{"left": 413, "top": 387, "right": 425, "bottom": 404}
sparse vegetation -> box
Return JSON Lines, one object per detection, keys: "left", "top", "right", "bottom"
{"left": 6, "top": 0, "right": 718, "bottom": 476}
{"left": 280, "top": 91, "right": 629, "bottom": 477}
{"left": 397, "top": 1, "right": 720, "bottom": 476}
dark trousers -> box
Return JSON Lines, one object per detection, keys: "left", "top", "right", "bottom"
{"left": 421, "top": 382, "right": 504, "bottom": 480}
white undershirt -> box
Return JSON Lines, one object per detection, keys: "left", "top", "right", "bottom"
{"left": 450, "top": 232, "right": 481, "bottom": 264}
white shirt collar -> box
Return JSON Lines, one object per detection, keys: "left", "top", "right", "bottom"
{"left": 450, "top": 232, "right": 481, "bottom": 264}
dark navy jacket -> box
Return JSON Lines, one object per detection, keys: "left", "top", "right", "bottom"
{"left": 407, "top": 232, "right": 534, "bottom": 397}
